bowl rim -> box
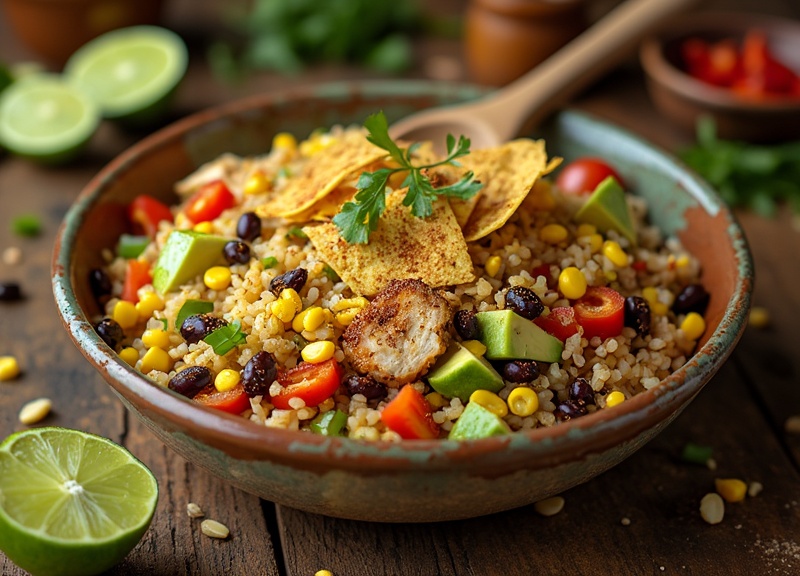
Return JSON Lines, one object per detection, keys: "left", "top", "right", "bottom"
{"left": 52, "top": 79, "right": 754, "bottom": 473}
{"left": 639, "top": 10, "right": 800, "bottom": 113}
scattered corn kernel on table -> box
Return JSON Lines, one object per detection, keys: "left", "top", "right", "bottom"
{"left": 2, "top": 0, "right": 799, "bottom": 574}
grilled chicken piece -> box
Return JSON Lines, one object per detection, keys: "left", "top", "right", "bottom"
{"left": 342, "top": 279, "right": 452, "bottom": 387}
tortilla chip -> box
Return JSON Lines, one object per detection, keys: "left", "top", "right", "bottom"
{"left": 304, "top": 191, "right": 475, "bottom": 296}
{"left": 459, "top": 139, "right": 560, "bottom": 242}
{"left": 256, "top": 130, "right": 386, "bottom": 219}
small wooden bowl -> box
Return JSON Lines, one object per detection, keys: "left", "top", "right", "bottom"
{"left": 640, "top": 11, "right": 800, "bottom": 142}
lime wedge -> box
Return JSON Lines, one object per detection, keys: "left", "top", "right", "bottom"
{"left": 0, "top": 427, "right": 158, "bottom": 576}
{"left": 65, "top": 26, "right": 188, "bottom": 125}
{"left": 0, "top": 75, "right": 100, "bottom": 164}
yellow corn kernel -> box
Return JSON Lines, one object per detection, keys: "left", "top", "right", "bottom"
{"left": 469, "top": 390, "right": 508, "bottom": 418}
{"left": 135, "top": 292, "right": 165, "bottom": 319}
{"left": 291, "top": 308, "right": 310, "bottom": 333}
{"left": 301, "top": 340, "right": 335, "bottom": 363}
{"left": 558, "top": 267, "right": 587, "bottom": 300}
{"left": 140, "top": 346, "right": 171, "bottom": 373}
{"left": 334, "top": 308, "right": 360, "bottom": 327}
{"left": 302, "top": 306, "right": 327, "bottom": 332}
{"left": 606, "top": 390, "right": 626, "bottom": 407}
{"left": 193, "top": 221, "right": 214, "bottom": 234}
{"left": 204, "top": 266, "right": 232, "bottom": 291}
{"left": 271, "top": 298, "right": 296, "bottom": 323}
{"left": 642, "top": 286, "right": 659, "bottom": 304}
{"left": 0, "top": 355, "right": 21, "bottom": 381}
{"left": 243, "top": 171, "right": 271, "bottom": 195}
{"left": 425, "top": 391, "right": 448, "bottom": 409}
{"left": 215, "top": 368, "right": 241, "bottom": 392}
{"left": 282, "top": 288, "right": 303, "bottom": 312}
{"left": 540, "top": 223, "right": 568, "bottom": 244}
{"left": 272, "top": 132, "right": 297, "bottom": 152}
{"left": 484, "top": 255, "right": 502, "bottom": 277}
{"left": 681, "top": 312, "right": 706, "bottom": 340}
{"left": 332, "top": 296, "right": 369, "bottom": 312}
{"left": 715, "top": 478, "right": 748, "bottom": 503}
{"left": 507, "top": 387, "right": 539, "bottom": 417}
{"left": 602, "top": 240, "right": 629, "bottom": 267}
{"left": 576, "top": 223, "right": 597, "bottom": 237}
{"left": 119, "top": 347, "right": 139, "bottom": 366}
{"left": 676, "top": 254, "right": 691, "bottom": 269}
{"left": 748, "top": 306, "right": 770, "bottom": 329}
{"left": 651, "top": 301, "right": 668, "bottom": 316}
{"left": 314, "top": 571, "right": 334, "bottom": 576}
{"left": 300, "top": 133, "right": 334, "bottom": 156}
{"left": 605, "top": 270, "right": 618, "bottom": 282}
{"left": 587, "top": 233, "right": 604, "bottom": 253}
{"left": 141, "top": 328, "right": 170, "bottom": 349}
{"left": 113, "top": 300, "right": 139, "bottom": 329}
{"left": 461, "top": 340, "right": 487, "bottom": 357}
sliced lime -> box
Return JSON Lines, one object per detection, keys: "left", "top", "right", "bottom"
{"left": 0, "top": 427, "right": 158, "bottom": 576}
{"left": 0, "top": 75, "right": 100, "bottom": 164}
{"left": 65, "top": 26, "right": 188, "bottom": 124}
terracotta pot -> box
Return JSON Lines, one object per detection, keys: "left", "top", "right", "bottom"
{"left": 1, "top": 0, "right": 166, "bottom": 67}
{"left": 465, "top": 0, "right": 588, "bottom": 86}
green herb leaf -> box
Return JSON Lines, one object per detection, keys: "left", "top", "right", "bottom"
{"left": 321, "top": 264, "right": 340, "bottom": 283}
{"left": 203, "top": 319, "right": 247, "bottom": 355}
{"left": 286, "top": 226, "right": 308, "bottom": 240}
{"left": 175, "top": 299, "right": 214, "bottom": 329}
{"left": 12, "top": 214, "right": 42, "bottom": 237}
{"left": 117, "top": 234, "right": 150, "bottom": 259}
{"left": 333, "top": 111, "right": 483, "bottom": 244}
{"left": 681, "top": 442, "right": 713, "bottom": 466}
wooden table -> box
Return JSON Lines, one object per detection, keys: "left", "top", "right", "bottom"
{"left": 2, "top": 1, "right": 799, "bottom": 574}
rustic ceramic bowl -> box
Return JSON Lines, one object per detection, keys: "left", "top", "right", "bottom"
{"left": 640, "top": 11, "right": 800, "bottom": 142}
{"left": 53, "top": 81, "right": 753, "bottom": 523}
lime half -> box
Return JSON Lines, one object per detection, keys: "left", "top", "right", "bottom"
{"left": 65, "top": 26, "right": 188, "bottom": 124}
{"left": 0, "top": 427, "right": 158, "bottom": 576}
{"left": 0, "top": 75, "right": 100, "bottom": 164}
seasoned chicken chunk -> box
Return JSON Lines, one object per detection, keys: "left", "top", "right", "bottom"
{"left": 342, "top": 279, "right": 452, "bottom": 387}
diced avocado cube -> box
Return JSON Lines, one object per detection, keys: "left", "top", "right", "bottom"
{"left": 448, "top": 401, "right": 511, "bottom": 440}
{"left": 152, "top": 230, "right": 230, "bottom": 294}
{"left": 427, "top": 341, "right": 504, "bottom": 402}
{"left": 574, "top": 176, "right": 637, "bottom": 246}
{"left": 476, "top": 309, "right": 563, "bottom": 363}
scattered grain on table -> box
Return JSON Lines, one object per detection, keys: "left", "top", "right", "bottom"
{"left": 315, "top": 570, "right": 335, "bottom": 576}
{"left": 699, "top": 492, "right": 725, "bottom": 525}
{"left": 187, "top": 502, "right": 205, "bottom": 518}
{"left": 534, "top": 496, "right": 565, "bottom": 517}
{"left": 2, "top": 246, "right": 21, "bottom": 265}
{"left": 19, "top": 397, "right": 52, "bottom": 425}
{"left": 748, "top": 306, "right": 770, "bottom": 329}
{"left": 747, "top": 481, "right": 764, "bottom": 498}
{"left": 0, "top": 355, "right": 21, "bottom": 381}
{"left": 715, "top": 478, "right": 747, "bottom": 503}
{"left": 621, "top": 517, "right": 631, "bottom": 526}
{"left": 785, "top": 415, "right": 800, "bottom": 435}
{"left": 200, "top": 518, "right": 230, "bottom": 539}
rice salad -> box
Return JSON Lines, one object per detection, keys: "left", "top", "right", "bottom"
{"left": 92, "top": 119, "right": 709, "bottom": 442}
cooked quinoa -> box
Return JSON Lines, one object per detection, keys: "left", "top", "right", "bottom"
{"left": 96, "top": 126, "right": 706, "bottom": 442}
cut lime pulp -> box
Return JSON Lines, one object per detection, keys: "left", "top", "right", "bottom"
{"left": 0, "top": 75, "right": 100, "bottom": 164}
{"left": 64, "top": 25, "right": 188, "bottom": 125}
{"left": 0, "top": 427, "right": 158, "bottom": 576}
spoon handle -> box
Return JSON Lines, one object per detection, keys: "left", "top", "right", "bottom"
{"left": 471, "top": 0, "right": 702, "bottom": 141}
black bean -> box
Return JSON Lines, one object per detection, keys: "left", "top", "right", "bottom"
{"left": 180, "top": 314, "right": 228, "bottom": 344}
{"left": 569, "top": 377, "right": 595, "bottom": 405}
{"left": 168, "top": 366, "right": 212, "bottom": 399}
{"left": 270, "top": 267, "right": 308, "bottom": 296}
{"left": 624, "top": 296, "right": 651, "bottom": 336}
{"left": 241, "top": 351, "right": 278, "bottom": 398}
{"left": 454, "top": 309, "right": 480, "bottom": 340}
{"left": 505, "top": 286, "right": 544, "bottom": 320}
{"left": 503, "top": 360, "right": 539, "bottom": 383}
{"left": 88, "top": 269, "right": 111, "bottom": 304}
{"left": 673, "top": 284, "right": 710, "bottom": 316}
{"left": 237, "top": 212, "right": 262, "bottom": 242}
{"left": 223, "top": 240, "right": 251, "bottom": 265}
{"left": 95, "top": 318, "right": 124, "bottom": 350}
{"left": 0, "top": 282, "right": 22, "bottom": 302}
{"left": 554, "top": 399, "right": 588, "bottom": 421}
{"left": 345, "top": 374, "right": 387, "bottom": 401}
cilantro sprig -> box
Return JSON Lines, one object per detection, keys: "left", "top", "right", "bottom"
{"left": 332, "top": 111, "right": 483, "bottom": 244}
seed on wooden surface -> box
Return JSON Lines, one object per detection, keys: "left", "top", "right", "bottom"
{"left": 19, "top": 398, "right": 52, "bottom": 425}
{"left": 621, "top": 517, "right": 631, "bottom": 526}
{"left": 534, "top": 496, "right": 565, "bottom": 517}
{"left": 200, "top": 519, "right": 230, "bottom": 539}
{"left": 785, "top": 415, "right": 800, "bottom": 435}
{"left": 700, "top": 492, "right": 725, "bottom": 525}
{"left": 315, "top": 571, "right": 334, "bottom": 576}
{"left": 186, "top": 502, "right": 205, "bottom": 518}
{"left": 2, "top": 246, "right": 22, "bottom": 265}
{"left": 748, "top": 481, "right": 764, "bottom": 498}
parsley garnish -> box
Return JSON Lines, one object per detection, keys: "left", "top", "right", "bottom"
{"left": 332, "top": 111, "right": 483, "bottom": 244}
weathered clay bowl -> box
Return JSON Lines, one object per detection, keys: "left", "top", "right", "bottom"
{"left": 53, "top": 81, "right": 753, "bottom": 522}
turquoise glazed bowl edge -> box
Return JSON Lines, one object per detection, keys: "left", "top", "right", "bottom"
{"left": 52, "top": 80, "right": 753, "bottom": 522}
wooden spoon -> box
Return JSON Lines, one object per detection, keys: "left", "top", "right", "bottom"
{"left": 390, "top": 0, "right": 700, "bottom": 148}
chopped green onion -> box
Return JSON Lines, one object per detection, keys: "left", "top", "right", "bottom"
{"left": 261, "top": 256, "right": 279, "bottom": 268}
{"left": 176, "top": 299, "right": 214, "bottom": 329}
{"left": 12, "top": 214, "right": 42, "bottom": 237}
{"left": 277, "top": 166, "right": 292, "bottom": 180}
{"left": 159, "top": 318, "right": 169, "bottom": 331}
{"left": 117, "top": 234, "right": 150, "bottom": 259}
{"left": 203, "top": 319, "right": 247, "bottom": 355}
{"left": 291, "top": 333, "right": 308, "bottom": 350}
{"left": 322, "top": 264, "right": 340, "bottom": 283}
{"left": 681, "top": 442, "right": 713, "bottom": 465}
{"left": 310, "top": 409, "right": 348, "bottom": 436}
{"left": 286, "top": 226, "right": 307, "bottom": 240}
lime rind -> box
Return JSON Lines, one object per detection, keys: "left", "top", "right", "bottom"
{"left": 0, "top": 75, "right": 100, "bottom": 164}
{"left": 0, "top": 427, "right": 158, "bottom": 576}
{"left": 65, "top": 25, "right": 188, "bottom": 122}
